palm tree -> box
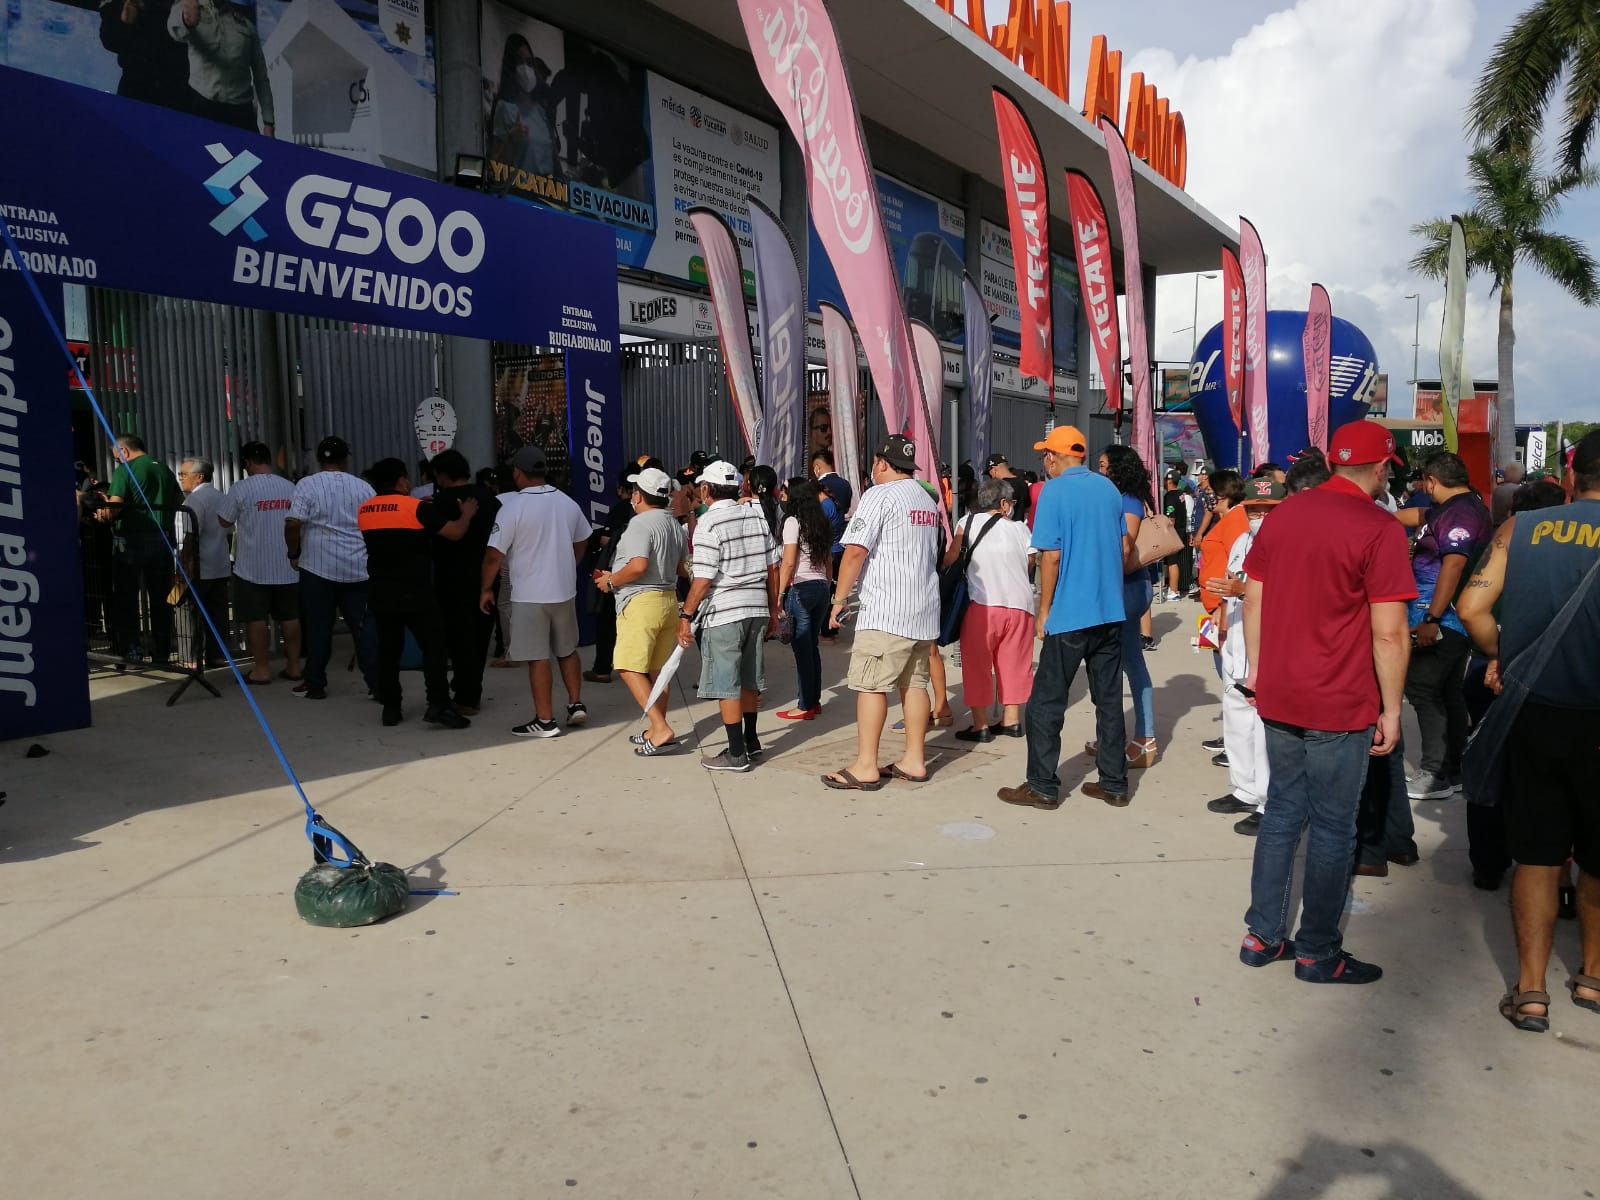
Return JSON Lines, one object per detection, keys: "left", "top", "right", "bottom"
{"left": 1469, "top": 0, "right": 1600, "bottom": 173}
{"left": 1410, "top": 146, "right": 1599, "bottom": 457}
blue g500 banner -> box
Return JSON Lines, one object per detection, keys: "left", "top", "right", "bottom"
{"left": 0, "top": 65, "right": 622, "bottom": 739}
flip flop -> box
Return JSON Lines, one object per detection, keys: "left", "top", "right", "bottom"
{"left": 821, "top": 768, "right": 886, "bottom": 792}
{"left": 634, "top": 739, "right": 679, "bottom": 757}
{"left": 245, "top": 676, "right": 272, "bottom": 687}
{"left": 278, "top": 670, "right": 302, "bottom": 681}
{"left": 888, "top": 764, "right": 931, "bottom": 783}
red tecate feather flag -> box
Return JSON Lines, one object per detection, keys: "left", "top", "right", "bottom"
{"left": 1221, "top": 247, "right": 1246, "bottom": 438}
{"left": 1065, "top": 169, "right": 1121, "bottom": 415}
{"left": 992, "top": 87, "right": 1053, "bottom": 388}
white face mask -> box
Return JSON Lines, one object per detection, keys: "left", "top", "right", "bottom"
{"left": 516, "top": 64, "right": 538, "bottom": 92}
{"left": 1248, "top": 514, "right": 1266, "bottom": 534}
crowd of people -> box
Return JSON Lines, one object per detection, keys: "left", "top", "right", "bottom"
{"left": 88, "top": 418, "right": 1600, "bottom": 1019}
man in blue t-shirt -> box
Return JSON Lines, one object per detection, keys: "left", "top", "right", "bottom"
{"left": 1396, "top": 451, "right": 1492, "bottom": 799}
{"left": 997, "top": 425, "right": 1130, "bottom": 811}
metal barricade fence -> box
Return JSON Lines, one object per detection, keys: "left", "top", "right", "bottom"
{"left": 82, "top": 499, "right": 223, "bottom": 705}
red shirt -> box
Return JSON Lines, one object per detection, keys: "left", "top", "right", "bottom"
{"left": 1243, "top": 475, "right": 1417, "bottom": 731}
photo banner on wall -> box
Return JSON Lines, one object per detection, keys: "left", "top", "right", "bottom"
{"left": 1220, "top": 248, "right": 1246, "bottom": 438}
{"left": 821, "top": 302, "right": 863, "bottom": 499}
{"left": 963, "top": 272, "right": 994, "bottom": 473}
{"left": 0, "top": 0, "right": 438, "bottom": 176}
{"left": 746, "top": 196, "right": 806, "bottom": 479}
{"left": 480, "top": 0, "right": 781, "bottom": 283}
{"left": 1239, "top": 217, "right": 1270, "bottom": 468}
{"left": 991, "top": 88, "right": 1052, "bottom": 386}
{"left": 1065, "top": 169, "right": 1121, "bottom": 414}
{"left": 1099, "top": 118, "right": 1155, "bottom": 473}
{"left": 808, "top": 172, "right": 966, "bottom": 343}
{"left": 1303, "top": 283, "right": 1332, "bottom": 452}
{"left": 690, "top": 207, "right": 763, "bottom": 458}
{"left": 738, "top": 0, "right": 923, "bottom": 437}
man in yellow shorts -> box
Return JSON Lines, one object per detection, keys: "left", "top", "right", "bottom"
{"left": 595, "top": 466, "right": 688, "bottom": 754}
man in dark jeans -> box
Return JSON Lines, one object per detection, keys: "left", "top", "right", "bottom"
{"left": 997, "top": 425, "right": 1128, "bottom": 810}
{"left": 285, "top": 436, "right": 378, "bottom": 700}
{"left": 101, "top": 433, "right": 181, "bottom": 663}
{"left": 430, "top": 450, "right": 501, "bottom": 715}
{"left": 1396, "top": 451, "right": 1492, "bottom": 800}
{"left": 1238, "top": 421, "right": 1415, "bottom": 985}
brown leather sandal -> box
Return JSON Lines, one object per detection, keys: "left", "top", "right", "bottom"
{"left": 1499, "top": 989, "right": 1551, "bottom": 1032}
{"left": 1571, "top": 973, "right": 1600, "bottom": 1014}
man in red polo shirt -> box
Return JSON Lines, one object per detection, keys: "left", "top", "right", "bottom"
{"left": 1236, "top": 421, "right": 1415, "bottom": 985}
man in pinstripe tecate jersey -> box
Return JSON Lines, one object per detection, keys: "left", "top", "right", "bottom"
{"left": 822, "top": 434, "right": 942, "bottom": 792}
{"left": 219, "top": 441, "right": 302, "bottom": 684}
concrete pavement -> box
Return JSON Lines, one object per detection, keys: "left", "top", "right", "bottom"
{"left": 2, "top": 606, "right": 1593, "bottom": 1199}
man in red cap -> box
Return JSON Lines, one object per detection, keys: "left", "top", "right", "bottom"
{"left": 1235, "top": 420, "right": 1416, "bottom": 985}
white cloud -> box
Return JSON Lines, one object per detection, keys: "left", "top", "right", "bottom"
{"left": 1126, "top": 0, "right": 1490, "bottom": 412}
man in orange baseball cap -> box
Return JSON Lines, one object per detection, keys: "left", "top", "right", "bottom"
{"left": 1034, "top": 425, "right": 1088, "bottom": 459}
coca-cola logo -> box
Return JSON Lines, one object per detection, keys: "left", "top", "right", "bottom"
{"left": 756, "top": 3, "right": 875, "bottom": 256}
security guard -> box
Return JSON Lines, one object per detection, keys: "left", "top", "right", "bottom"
{"left": 357, "top": 458, "right": 475, "bottom": 729}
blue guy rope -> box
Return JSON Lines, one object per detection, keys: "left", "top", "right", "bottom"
{"left": 1, "top": 221, "right": 370, "bottom": 869}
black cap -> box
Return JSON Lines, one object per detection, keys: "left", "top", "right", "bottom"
{"left": 688, "top": 449, "right": 711, "bottom": 467}
{"left": 316, "top": 436, "right": 350, "bottom": 464}
{"left": 984, "top": 453, "right": 1008, "bottom": 471}
{"left": 511, "top": 445, "right": 547, "bottom": 475}
{"left": 876, "top": 434, "right": 917, "bottom": 473}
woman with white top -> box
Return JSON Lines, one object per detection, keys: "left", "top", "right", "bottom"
{"left": 942, "top": 479, "right": 1036, "bottom": 742}
{"left": 776, "top": 478, "right": 835, "bottom": 720}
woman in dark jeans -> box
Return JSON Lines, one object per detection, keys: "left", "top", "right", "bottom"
{"left": 1093, "top": 445, "right": 1158, "bottom": 768}
{"left": 776, "top": 478, "right": 834, "bottom": 720}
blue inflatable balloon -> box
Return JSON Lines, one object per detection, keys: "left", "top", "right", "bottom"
{"left": 1188, "top": 310, "right": 1379, "bottom": 471}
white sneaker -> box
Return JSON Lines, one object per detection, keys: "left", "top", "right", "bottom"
{"left": 1164, "top": 590, "right": 1182, "bottom": 602}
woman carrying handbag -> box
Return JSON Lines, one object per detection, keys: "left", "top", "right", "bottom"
{"left": 1086, "top": 445, "right": 1180, "bottom": 769}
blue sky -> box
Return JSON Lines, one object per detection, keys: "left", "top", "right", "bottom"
{"left": 983, "top": 0, "right": 1600, "bottom": 422}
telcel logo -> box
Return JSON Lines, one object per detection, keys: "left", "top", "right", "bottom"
{"left": 285, "top": 175, "right": 486, "bottom": 274}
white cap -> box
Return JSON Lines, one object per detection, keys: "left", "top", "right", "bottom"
{"left": 696, "top": 459, "right": 741, "bottom": 487}
{"left": 632, "top": 466, "right": 673, "bottom": 499}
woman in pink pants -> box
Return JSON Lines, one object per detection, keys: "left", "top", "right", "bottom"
{"left": 944, "top": 480, "right": 1037, "bottom": 743}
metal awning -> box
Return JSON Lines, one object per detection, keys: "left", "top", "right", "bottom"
{"left": 650, "top": 0, "right": 1238, "bottom": 274}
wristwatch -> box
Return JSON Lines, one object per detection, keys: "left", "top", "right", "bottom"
{"left": 679, "top": 609, "right": 697, "bottom": 621}
{"left": 1422, "top": 614, "right": 1443, "bottom": 625}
